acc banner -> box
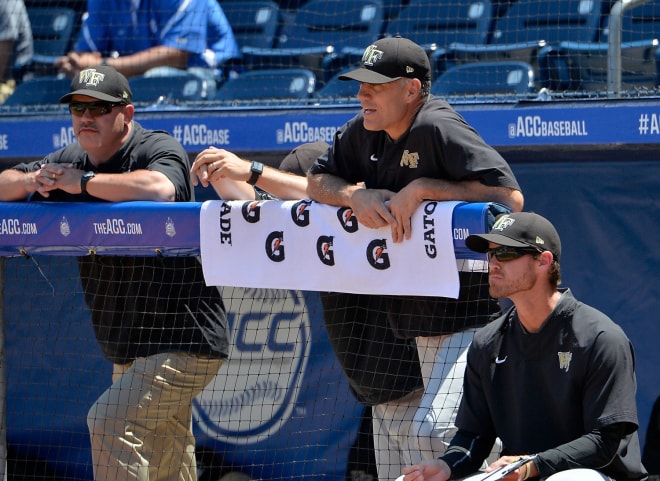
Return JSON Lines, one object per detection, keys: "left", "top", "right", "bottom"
{"left": 199, "top": 199, "right": 460, "bottom": 297}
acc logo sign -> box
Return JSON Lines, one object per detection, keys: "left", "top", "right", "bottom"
{"left": 193, "top": 287, "right": 312, "bottom": 445}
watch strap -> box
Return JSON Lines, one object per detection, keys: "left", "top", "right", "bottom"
{"left": 247, "top": 161, "right": 264, "bottom": 186}
{"left": 80, "top": 171, "right": 96, "bottom": 194}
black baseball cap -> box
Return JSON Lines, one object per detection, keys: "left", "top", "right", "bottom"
{"left": 466, "top": 212, "right": 561, "bottom": 261}
{"left": 60, "top": 65, "right": 132, "bottom": 104}
{"left": 339, "top": 36, "right": 431, "bottom": 84}
{"left": 279, "top": 141, "right": 329, "bottom": 176}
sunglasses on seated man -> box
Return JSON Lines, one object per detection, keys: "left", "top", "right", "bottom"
{"left": 486, "top": 246, "right": 544, "bottom": 262}
{"left": 68, "top": 101, "right": 124, "bottom": 117}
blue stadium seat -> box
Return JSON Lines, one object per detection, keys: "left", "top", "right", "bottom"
{"left": 313, "top": 70, "right": 360, "bottom": 100}
{"left": 25, "top": 7, "right": 79, "bottom": 76}
{"left": 241, "top": 0, "right": 384, "bottom": 81}
{"left": 129, "top": 75, "right": 214, "bottom": 104}
{"left": 444, "top": 0, "right": 604, "bottom": 89}
{"left": 3, "top": 76, "right": 71, "bottom": 106}
{"left": 385, "top": 0, "right": 493, "bottom": 52}
{"left": 431, "top": 61, "right": 536, "bottom": 97}
{"left": 545, "top": 0, "right": 660, "bottom": 91}
{"left": 381, "top": 0, "right": 407, "bottom": 23}
{"left": 214, "top": 68, "right": 316, "bottom": 102}
{"left": 221, "top": 1, "right": 280, "bottom": 50}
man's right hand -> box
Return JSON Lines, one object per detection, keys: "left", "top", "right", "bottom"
{"left": 349, "top": 188, "right": 408, "bottom": 241}
{"left": 401, "top": 459, "right": 452, "bottom": 481}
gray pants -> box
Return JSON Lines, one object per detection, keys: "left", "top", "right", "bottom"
{"left": 88, "top": 353, "right": 223, "bottom": 481}
{"left": 372, "top": 329, "right": 499, "bottom": 481}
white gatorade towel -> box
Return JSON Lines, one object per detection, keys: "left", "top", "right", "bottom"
{"left": 199, "top": 199, "right": 460, "bottom": 298}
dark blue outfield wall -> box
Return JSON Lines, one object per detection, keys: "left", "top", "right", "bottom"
{"left": 1, "top": 98, "right": 659, "bottom": 465}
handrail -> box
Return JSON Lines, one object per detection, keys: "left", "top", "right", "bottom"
{"left": 608, "top": 0, "right": 651, "bottom": 96}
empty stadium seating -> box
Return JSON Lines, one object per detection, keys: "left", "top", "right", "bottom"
{"left": 313, "top": 69, "right": 360, "bottom": 100}
{"left": 221, "top": 1, "right": 281, "bottom": 50}
{"left": 547, "top": 0, "right": 660, "bottom": 91}
{"left": 431, "top": 60, "right": 536, "bottom": 97}
{"left": 2, "top": 76, "right": 71, "bottom": 106}
{"left": 129, "top": 74, "right": 215, "bottom": 105}
{"left": 214, "top": 68, "right": 316, "bottom": 102}
{"left": 8, "top": 0, "right": 660, "bottom": 106}
{"left": 445, "top": 0, "right": 604, "bottom": 89}
{"left": 24, "top": 7, "right": 79, "bottom": 77}
{"left": 240, "top": 0, "right": 385, "bottom": 82}
{"left": 386, "top": 0, "right": 494, "bottom": 52}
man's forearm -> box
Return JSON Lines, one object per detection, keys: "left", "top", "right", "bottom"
{"left": 408, "top": 178, "right": 524, "bottom": 212}
{"left": 104, "top": 46, "right": 189, "bottom": 77}
{"left": 0, "top": 169, "right": 33, "bottom": 201}
{"left": 306, "top": 173, "right": 360, "bottom": 207}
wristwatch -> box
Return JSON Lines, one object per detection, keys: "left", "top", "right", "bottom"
{"left": 80, "top": 171, "right": 96, "bottom": 194}
{"left": 247, "top": 161, "right": 264, "bottom": 186}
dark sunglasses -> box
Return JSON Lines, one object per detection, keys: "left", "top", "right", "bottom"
{"left": 68, "top": 101, "right": 123, "bottom": 117}
{"left": 486, "top": 246, "right": 542, "bottom": 262}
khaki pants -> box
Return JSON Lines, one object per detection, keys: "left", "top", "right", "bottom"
{"left": 88, "top": 353, "right": 223, "bottom": 481}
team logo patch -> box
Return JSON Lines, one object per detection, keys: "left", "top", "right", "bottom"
{"left": 558, "top": 351, "right": 573, "bottom": 372}
{"left": 492, "top": 215, "right": 515, "bottom": 231}
{"left": 362, "top": 44, "right": 384, "bottom": 66}
{"left": 400, "top": 150, "right": 419, "bottom": 169}
{"left": 79, "top": 68, "right": 105, "bottom": 87}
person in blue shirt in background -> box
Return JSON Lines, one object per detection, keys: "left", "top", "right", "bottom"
{"left": 0, "top": 0, "right": 33, "bottom": 103}
{"left": 54, "top": 0, "right": 239, "bottom": 84}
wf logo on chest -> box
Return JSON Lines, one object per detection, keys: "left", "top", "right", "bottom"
{"left": 400, "top": 150, "right": 419, "bottom": 168}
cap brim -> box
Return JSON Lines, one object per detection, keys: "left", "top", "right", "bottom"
{"left": 60, "top": 88, "right": 125, "bottom": 104}
{"left": 465, "top": 233, "right": 533, "bottom": 253}
{"left": 338, "top": 67, "right": 400, "bottom": 84}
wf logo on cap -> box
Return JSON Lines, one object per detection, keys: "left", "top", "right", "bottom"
{"left": 492, "top": 215, "right": 515, "bottom": 231}
{"left": 362, "top": 44, "right": 384, "bottom": 66}
{"left": 79, "top": 68, "right": 106, "bottom": 87}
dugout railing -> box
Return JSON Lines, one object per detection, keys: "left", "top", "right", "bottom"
{"left": 0, "top": 200, "right": 501, "bottom": 481}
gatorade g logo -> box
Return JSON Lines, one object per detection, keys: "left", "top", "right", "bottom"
{"left": 337, "top": 207, "right": 358, "bottom": 233}
{"left": 362, "top": 44, "right": 384, "bottom": 66}
{"left": 266, "top": 231, "right": 285, "bottom": 262}
{"left": 242, "top": 201, "right": 262, "bottom": 224}
{"left": 366, "top": 238, "right": 390, "bottom": 270}
{"left": 291, "top": 200, "right": 312, "bottom": 227}
{"left": 316, "top": 235, "right": 335, "bottom": 266}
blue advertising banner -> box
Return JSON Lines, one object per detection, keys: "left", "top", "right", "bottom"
{"left": 2, "top": 101, "right": 660, "bottom": 160}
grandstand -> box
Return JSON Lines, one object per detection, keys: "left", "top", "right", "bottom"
{"left": 0, "top": 1, "right": 659, "bottom": 481}
{"left": 2, "top": 0, "right": 660, "bottom": 106}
